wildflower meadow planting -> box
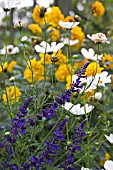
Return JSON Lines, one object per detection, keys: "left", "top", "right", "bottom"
{"left": 0, "top": 0, "right": 113, "bottom": 169}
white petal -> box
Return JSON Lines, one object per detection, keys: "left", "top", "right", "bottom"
{"left": 70, "top": 39, "right": 79, "bottom": 46}
{"left": 89, "top": 48, "right": 95, "bottom": 58}
{"left": 35, "top": 45, "right": 44, "bottom": 53}
{"left": 81, "top": 48, "right": 89, "bottom": 58}
{"left": 105, "top": 134, "right": 113, "bottom": 144}
{"left": 62, "top": 102, "right": 73, "bottom": 111}
{"left": 53, "top": 43, "right": 64, "bottom": 52}
{"left": 104, "top": 160, "right": 113, "bottom": 170}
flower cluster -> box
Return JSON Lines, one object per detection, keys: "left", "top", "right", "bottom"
{"left": 29, "top": 118, "right": 69, "bottom": 169}
{"left": 59, "top": 119, "right": 87, "bottom": 169}
{"left": 92, "top": 1, "right": 105, "bottom": 17}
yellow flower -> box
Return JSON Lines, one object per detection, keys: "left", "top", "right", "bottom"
{"left": 32, "top": 5, "right": 46, "bottom": 25}
{"left": 92, "top": 1, "right": 105, "bottom": 17}
{"left": 102, "top": 53, "right": 113, "bottom": 69}
{"left": 24, "top": 58, "right": 44, "bottom": 82}
{"left": 71, "top": 26, "right": 85, "bottom": 49}
{"left": 47, "top": 27, "right": 60, "bottom": 42}
{"left": 0, "top": 62, "right": 8, "bottom": 74}
{"left": 56, "top": 50, "right": 67, "bottom": 65}
{"left": 46, "top": 6, "right": 64, "bottom": 28}
{"left": 28, "top": 24, "right": 42, "bottom": 35}
{"left": 85, "top": 62, "right": 104, "bottom": 77}
{"left": 55, "top": 64, "right": 73, "bottom": 82}
{"left": 39, "top": 50, "right": 67, "bottom": 65}
{"left": 7, "top": 61, "right": 17, "bottom": 72}
{"left": 100, "top": 153, "right": 110, "bottom": 167}
{"left": 39, "top": 53, "right": 51, "bottom": 65}
{"left": 2, "top": 86, "right": 21, "bottom": 105}
{"left": 75, "top": 58, "right": 88, "bottom": 69}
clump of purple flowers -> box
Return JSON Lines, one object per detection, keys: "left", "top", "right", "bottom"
{"left": 0, "top": 62, "right": 90, "bottom": 170}
{"left": 6, "top": 97, "right": 33, "bottom": 144}
{"left": 59, "top": 119, "right": 87, "bottom": 170}
{"left": 1, "top": 97, "right": 33, "bottom": 169}
{"left": 29, "top": 118, "right": 69, "bottom": 169}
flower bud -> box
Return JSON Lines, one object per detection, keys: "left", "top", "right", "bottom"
{"left": 9, "top": 76, "right": 15, "bottom": 82}
{"left": 50, "top": 55, "right": 59, "bottom": 63}
{"left": 40, "top": 6, "right": 47, "bottom": 18}
{"left": 14, "top": 21, "right": 25, "bottom": 30}
{"left": 21, "top": 36, "right": 28, "bottom": 43}
{"left": 5, "top": 132, "right": 10, "bottom": 136}
{"left": 94, "top": 92, "right": 102, "bottom": 100}
{"left": 74, "top": 15, "right": 81, "bottom": 22}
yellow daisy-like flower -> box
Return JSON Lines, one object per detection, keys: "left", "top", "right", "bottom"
{"left": 71, "top": 26, "right": 85, "bottom": 49}
{"left": 85, "top": 62, "right": 104, "bottom": 77}
{"left": 100, "top": 153, "right": 110, "bottom": 167}
{"left": 28, "top": 24, "right": 42, "bottom": 35}
{"left": 75, "top": 58, "right": 88, "bottom": 69}
{"left": 92, "top": 1, "right": 105, "bottom": 17}
{"left": 56, "top": 50, "right": 67, "bottom": 65}
{"left": 46, "top": 6, "right": 64, "bottom": 28}
{"left": 0, "top": 62, "right": 8, "bottom": 74}
{"left": 39, "top": 53, "right": 51, "bottom": 65}
{"left": 47, "top": 27, "right": 60, "bottom": 42}
{"left": 7, "top": 61, "right": 17, "bottom": 73}
{"left": 55, "top": 64, "right": 73, "bottom": 82}
{"left": 24, "top": 58, "right": 44, "bottom": 83}
{"left": 39, "top": 50, "right": 67, "bottom": 65}
{"left": 2, "top": 86, "right": 21, "bottom": 105}
{"left": 102, "top": 53, "right": 113, "bottom": 69}
{"left": 32, "top": 5, "right": 46, "bottom": 25}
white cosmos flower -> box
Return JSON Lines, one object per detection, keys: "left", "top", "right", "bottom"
{"left": 0, "top": 45, "right": 19, "bottom": 55}
{"left": 84, "top": 71, "right": 111, "bottom": 90}
{"left": 81, "top": 48, "right": 103, "bottom": 61}
{"left": 61, "top": 38, "right": 79, "bottom": 46}
{"left": 0, "top": 0, "right": 21, "bottom": 9}
{"left": 59, "top": 20, "right": 79, "bottom": 29}
{"left": 35, "top": 41, "right": 64, "bottom": 54}
{"left": 105, "top": 134, "right": 113, "bottom": 144}
{"left": 87, "top": 33, "right": 110, "bottom": 44}
{"left": 62, "top": 102, "right": 94, "bottom": 115}
{"left": 104, "top": 160, "right": 113, "bottom": 170}
{"left": 95, "top": 71, "right": 111, "bottom": 87}
{"left": 81, "top": 167, "right": 92, "bottom": 170}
